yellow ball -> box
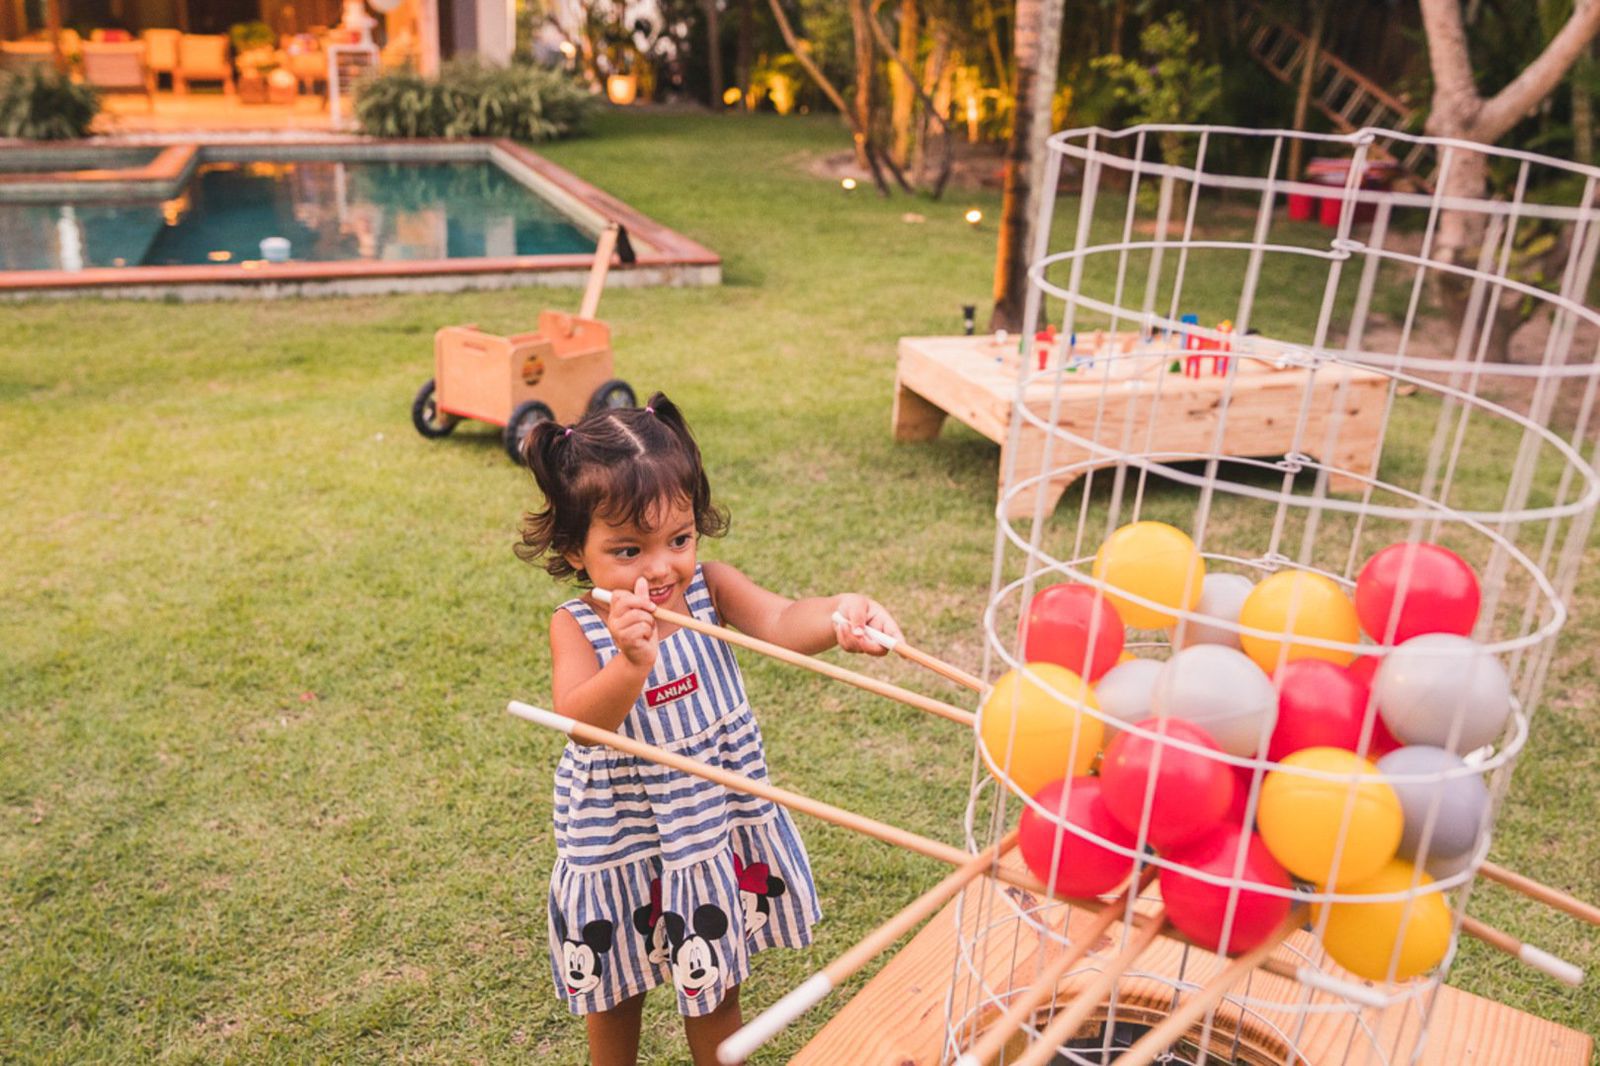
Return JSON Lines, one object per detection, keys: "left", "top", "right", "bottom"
{"left": 1237, "top": 570, "right": 1359, "bottom": 672}
{"left": 1259, "top": 747, "right": 1402, "bottom": 886}
{"left": 1091, "top": 522, "right": 1205, "bottom": 629}
{"left": 1116, "top": 650, "right": 1137, "bottom": 665}
{"left": 1315, "top": 860, "right": 1453, "bottom": 981}
{"left": 979, "top": 664, "right": 1104, "bottom": 796}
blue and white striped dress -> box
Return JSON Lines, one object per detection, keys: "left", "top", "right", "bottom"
{"left": 547, "top": 565, "right": 821, "bottom": 1017}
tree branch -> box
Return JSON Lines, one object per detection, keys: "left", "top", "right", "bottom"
{"left": 869, "top": 0, "right": 956, "bottom": 197}
{"left": 1419, "top": 0, "right": 1483, "bottom": 133}
{"left": 1477, "top": 0, "right": 1600, "bottom": 140}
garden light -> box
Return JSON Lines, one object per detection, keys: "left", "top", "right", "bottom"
{"left": 965, "top": 208, "right": 983, "bottom": 226}
{"left": 723, "top": 87, "right": 742, "bottom": 106}
{"left": 841, "top": 177, "right": 858, "bottom": 192}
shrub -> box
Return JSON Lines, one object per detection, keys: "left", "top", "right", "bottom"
{"left": 0, "top": 66, "right": 100, "bottom": 140}
{"left": 354, "top": 60, "right": 591, "bottom": 141}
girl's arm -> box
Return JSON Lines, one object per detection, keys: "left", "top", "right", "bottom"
{"left": 550, "top": 578, "right": 658, "bottom": 734}
{"left": 702, "top": 561, "right": 903, "bottom": 656}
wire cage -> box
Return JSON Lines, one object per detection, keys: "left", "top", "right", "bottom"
{"left": 948, "top": 126, "right": 1600, "bottom": 1066}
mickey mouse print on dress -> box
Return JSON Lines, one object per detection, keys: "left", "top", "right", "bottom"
{"left": 631, "top": 878, "right": 671, "bottom": 966}
{"left": 662, "top": 904, "right": 729, "bottom": 1004}
{"left": 553, "top": 912, "right": 614, "bottom": 997}
{"left": 734, "top": 854, "right": 787, "bottom": 939}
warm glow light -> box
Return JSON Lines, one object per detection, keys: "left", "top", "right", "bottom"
{"left": 558, "top": 40, "right": 576, "bottom": 58}
{"left": 965, "top": 208, "right": 983, "bottom": 225}
{"left": 207, "top": 250, "right": 232, "bottom": 262}
{"left": 722, "top": 87, "right": 742, "bottom": 106}
{"left": 841, "top": 177, "right": 858, "bottom": 192}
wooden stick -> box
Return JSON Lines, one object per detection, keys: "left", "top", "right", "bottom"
{"left": 717, "top": 830, "right": 1022, "bottom": 1065}
{"left": 589, "top": 589, "right": 976, "bottom": 728}
{"left": 1112, "top": 908, "right": 1309, "bottom": 1066}
{"left": 508, "top": 703, "right": 1581, "bottom": 992}
{"left": 841, "top": 613, "right": 1600, "bottom": 953}
{"left": 953, "top": 869, "right": 1157, "bottom": 1066}
{"left": 1459, "top": 914, "right": 1584, "bottom": 986}
{"left": 576, "top": 223, "right": 619, "bottom": 320}
{"left": 1004, "top": 909, "right": 1173, "bottom": 1066}
{"left": 830, "top": 609, "right": 986, "bottom": 691}
{"left": 1479, "top": 860, "right": 1600, "bottom": 927}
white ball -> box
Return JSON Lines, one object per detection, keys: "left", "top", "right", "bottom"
{"left": 1149, "top": 644, "right": 1278, "bottom": 756}
{"left": 1374, "top": 634, "right": 1511, "bottom": 753}
{"left": 1424, "top": 845, "right": 1480, "bottom": 884}
{"left": 1171, "top": 572, "right": 1255, "bottom": 650}
{"left": 1376, "top": 745, "right": 1491, "bottom": 860}
{"left": 1094, "top": 658, "right": 1163, "bottom": 734}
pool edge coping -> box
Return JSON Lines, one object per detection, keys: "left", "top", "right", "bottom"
{"left": 0, "top": 136, "right": 721, "bottom": 298}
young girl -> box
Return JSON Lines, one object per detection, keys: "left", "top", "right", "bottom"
{"left": 518, "top": 392, "right": 902, "bottom": 1066}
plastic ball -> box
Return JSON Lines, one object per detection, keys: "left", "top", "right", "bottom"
{"left": 1373, "top": 633, "right": 1511, "bottom": 754}
{"left": 1347, "top": 654, "right": 1382, "bottom": 687}
{"left": 1258, "top": 747, "right": 1403, "bottom": 886}
{"left": 1160, "top": 826, "right": 1293, "bottom": 955}
{"left": 1315, "top": 860, "right": 1453, "bottom": 981}
{"left": 1100, "top": 717, "right": 1234, "bottom": 852}
{"left": 1424, "top": 846, "right": 1479, "bottom": 884}
{"left": 1093, "top": 658, "right": 1164, "bottom": 736}
{"left": 1376, "top": 746, "right": 1490, "bottom": 861}
{"left": 1238, "top": 570, "right": 1360, "bottom": 673}
{"left": 1149, "top": 645, "right": 1278, "bottom": 757}
{"left": 1019, "top": 583, "right": 1125, "bottom": 682}
{"left": 1355, "top": 542, "right": 1480, "bottom": 644}
{"left": 1091, "top": 521, "right": 1205, "bottom": 629}
{"left": 980, "top": 665, "right": 1104, "bottom": 796}
{"left": 1267, "top": 660, "right": 1389, "bottom": 762}
{"left": 1172, "top": 572, "right": 1255, "bottom": 650}
{"left": 1018, "top": 777, "right": 1139, "bottom": 897}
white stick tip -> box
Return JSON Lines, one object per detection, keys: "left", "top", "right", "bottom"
{"left": 1294, "top": 967, "right": 1391, "bottom": 1009}
{"left": 717, "top": 973, "right": 833, "bottom": 1063}
{"left": 506, "top": 700, "right": 577, "bottom": 735}
{"left": 953, "top": 1055, "right": 981, "bottom": 1066}
{"left": 1521, "top": 944, "right": 1585, "bottom": 987}
{"left": 591, "top": 587, "right": 614, "bottom": 604}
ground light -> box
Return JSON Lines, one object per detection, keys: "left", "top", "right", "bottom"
{"left": 841, "top": 177, "right": 858, "bottom": 192}
{"left": 965, "top": 208, "right": 983, "bottom": 226}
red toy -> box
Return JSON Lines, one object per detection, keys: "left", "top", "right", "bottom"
{"left": 1018, "top": 776, "right": 1139, "bottom": 897}
{"left": 1099, "top": 717, "right": 1234, "bottom": 852}
{"left": 1355, "top": 542, "right": 1481, "bottom": 644}
{"left": 1160, "top": 825, "right": 1293, "bottom": 955}
{"left": 1267, "top": 659, "right": 1395, "bottom": 761}
{"left": 1019, "top": 583, "right": 1125, "bottom": 682}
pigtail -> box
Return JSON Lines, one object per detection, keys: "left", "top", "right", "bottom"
{"left": 514, "top": 419, "right": 579, "bottom": 573}
{"left": 646, "top": 393, "right": 728, "bottom": 540}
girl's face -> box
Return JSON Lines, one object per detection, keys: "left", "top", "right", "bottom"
{"left": 566, "top": 494, "right": 698, "bottom": 612}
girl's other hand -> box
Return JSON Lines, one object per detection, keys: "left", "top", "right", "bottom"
{"left": 606, "top": 576, "right": 660, "bottom": 669}
{"left": 832, "top": 594, "right": 903, "bottom": 656}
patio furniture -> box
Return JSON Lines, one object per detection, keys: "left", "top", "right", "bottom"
{"left": 90, "top": 28, "right": 133, "bottom": 43}
{"left": 174, "top": 33, "right": 233, "bottom": 95}
{"left": 0, "top": 40, "right": 57, "bottom": 74}
{"left": 141, "top": 28, "right": 179, "bottom": 89}
{"left": 282, "top": 34, "right": 325, "bottom": 95}
{"left": 80, "top": 41, "right": 154, "bottom": 107}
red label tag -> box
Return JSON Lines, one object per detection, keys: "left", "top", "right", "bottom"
{"left": 645, "top": 672, "right": 700, "bottom": 708}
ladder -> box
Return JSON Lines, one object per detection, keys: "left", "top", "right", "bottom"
{"left": 1240, "top": 3, "right": 1437, "bottom": 188}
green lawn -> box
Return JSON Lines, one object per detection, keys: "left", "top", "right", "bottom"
{"left": 3, "top": 110, "right": 1597, "bottom": 1064}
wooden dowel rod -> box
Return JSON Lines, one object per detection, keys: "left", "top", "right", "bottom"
{"left": 954, "top": 870, "right": 1158, "bottom": 1066}
{"left": 1113, "top": 908, "right": 1309, "bottom": 1066}
{"left": 1459, "top": 915, "right": 1584, "bottom": 986}
{"left": 591, "top": 589, "right": 976, "bottom": 727}
{"left": 1005, "top": 910, "right": 1173, "bottom": 1066}
{"left": 833, "top": 609, "right": 986, "bottom": 692}
{"left": 1479, "top": 860, "right": 1600, "bottom": 927}
{"left": 718, "top": 830, "right": 1021, "bottom": 1065}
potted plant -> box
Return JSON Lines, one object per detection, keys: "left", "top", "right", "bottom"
{"left": 230, "top": 20, "right": 279, "bottom": 104}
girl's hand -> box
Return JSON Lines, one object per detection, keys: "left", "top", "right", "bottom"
{"left": 605, "top": 576, "right": 659, "bottom": 669}
{"left": 832, "top": 594, "right": 903, "bottom": 656}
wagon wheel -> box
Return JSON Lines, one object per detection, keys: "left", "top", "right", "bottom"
{"left": 588, "top": 379, "right": 637, "bottom": 413}
{"left": 505, "top": 400, "right": 555, "bottom": 464}
{"left": 411, "top": 379, "right": 459, "bottom": 439}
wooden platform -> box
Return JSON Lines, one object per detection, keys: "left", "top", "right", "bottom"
{"left": 794, "top": 870, "right": 1593, "bottom": 1066}
{"left": 892, "top": 335, "right": 1390, "bottom": 520}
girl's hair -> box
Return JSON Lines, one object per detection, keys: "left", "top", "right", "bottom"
{"left": 515, "top": 392, "right": 728, "bottom": 581}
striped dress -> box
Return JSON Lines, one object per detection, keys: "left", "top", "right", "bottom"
{"left": 547, "top": 565, "right": 821, "bottom": 1017}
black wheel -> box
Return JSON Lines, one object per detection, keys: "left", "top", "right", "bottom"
{"left": 505, "top": 400, "right": 555, "bottom": 464}
{"left": 588, "top": 379, "right": 637, "bottom": 413}
{"left": 411, "top": 378, "right": 459, "bottom": 439}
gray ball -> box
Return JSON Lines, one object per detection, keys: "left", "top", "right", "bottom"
{"left": 1376, "top": 745, "right": 1491, "bottom": 861}
{"left": 1093, "top": 658, "right": 1163, "bottom": 734}
{"left": 1374, "top": 633, "right": 1511, "bottom": 753}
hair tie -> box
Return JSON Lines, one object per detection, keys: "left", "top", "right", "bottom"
{"left": 563, "top": 428, "right": 572, "bottom": 438}
{"left": 644, "top": 405, "right": 655, "bottom": 415}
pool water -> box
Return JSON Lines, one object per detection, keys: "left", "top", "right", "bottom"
{"left": 0, "top": 159, "right": 595, "bottom": 272}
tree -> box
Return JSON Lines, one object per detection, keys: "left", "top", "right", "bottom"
{"left": 990, "top": 0, "right": 1065, "bottom": 333}
{"left": 1420, "top": 0, "right": 1600, "bottom": 260}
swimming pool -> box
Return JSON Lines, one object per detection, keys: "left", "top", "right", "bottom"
{"left": 0, "top": 140, "right": 719, "bottom": 299}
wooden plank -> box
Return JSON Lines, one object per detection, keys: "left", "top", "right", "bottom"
{"left": 795, "top": 875, "right": 1593, "bottom": 1066}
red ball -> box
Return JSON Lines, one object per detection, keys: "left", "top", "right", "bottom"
{"left": 1160, "top": 826, "right": 1293, "bottom": 955}
{"left": 1346, "top": 654, "right": 1381, "bottom": 687}
{"left": 1269, "top": 660, "right": 1371, "bottom": 762}
{"left": 1020, "top": 583, "right": 1125, "bottom": 682}
{"left": 1018, "top": 777, "right": 1140, "bottom": 897}
{"left": 1100, "top": 718, "right": 1234, "bottom": 852}
{"left": 1355, "top": 543, "right": 1480, "bottom": 644}
{"left": 1224, "top": 764, "right": 1262, "bottom": 831}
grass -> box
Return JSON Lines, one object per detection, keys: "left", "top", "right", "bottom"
{"left": 2, "top": 109, "right": 1598, "bottom": 1063}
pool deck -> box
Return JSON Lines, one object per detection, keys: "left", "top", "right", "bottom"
{"left": 0, "top": 134, "right": 721, "bottom": 301}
